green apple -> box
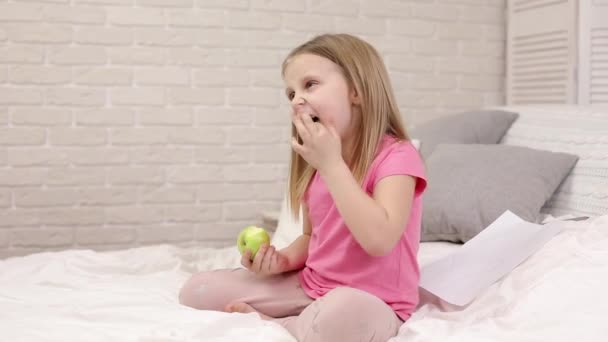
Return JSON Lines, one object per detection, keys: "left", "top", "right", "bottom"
{"left": 237, "top": 225, "right": 270, "bottom": 260}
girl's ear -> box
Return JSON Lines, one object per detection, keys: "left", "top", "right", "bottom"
{"left": 349, "top": 86, "right": 362, "bottom": 105}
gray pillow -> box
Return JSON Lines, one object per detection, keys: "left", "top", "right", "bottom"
{"left": 410, "top": 110, "right": 519, "bottom": 159}
{"left": 422, "top": 144, "right": 579, "bottom": 243}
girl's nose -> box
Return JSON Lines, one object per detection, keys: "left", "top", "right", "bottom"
{"left": 290, "top": 93, "right": 305, "bottom": 107}
{"left": 291, "top": 97, "right": 306, "bottom": 113}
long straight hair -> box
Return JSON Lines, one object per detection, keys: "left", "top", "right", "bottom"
{"left": 282, "top": 33, "right": 410, "bottom": 219}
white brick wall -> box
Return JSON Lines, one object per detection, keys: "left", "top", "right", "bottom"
{"left": 0, "top": 0, "right": 506, "bottom": 258}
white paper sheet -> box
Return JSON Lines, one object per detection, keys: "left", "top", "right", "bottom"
{"left": 419, "top": 210, "right": 564, "bottom": 307}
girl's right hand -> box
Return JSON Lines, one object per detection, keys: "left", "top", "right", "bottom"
{"left": 241, "top": 244, "right": 289, "bottom": 276}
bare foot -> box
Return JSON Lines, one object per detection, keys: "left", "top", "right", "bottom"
{"left": 225, "top": 302, "right": 271, "bottom": 320}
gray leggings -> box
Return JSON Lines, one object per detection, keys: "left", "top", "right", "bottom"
{"left": 179, "top": 268, "right": 402, "bottom": 342}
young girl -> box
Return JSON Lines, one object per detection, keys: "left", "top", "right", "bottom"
{"left": 179, "top": 33, "right": 427, "bottom": 342}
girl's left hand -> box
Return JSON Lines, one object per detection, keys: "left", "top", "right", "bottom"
{"left": 291, "top": 113, "right": 343, "bottom": 172}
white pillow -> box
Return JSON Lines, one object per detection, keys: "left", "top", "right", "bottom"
{"left": 271, "top": 138, "right": 421, "bottom": 248}
{"left": 271, "top": 195, "right": 303, "bottom": 249}
{"left": 411, "top": 138, "right": 421, "bottom": 150}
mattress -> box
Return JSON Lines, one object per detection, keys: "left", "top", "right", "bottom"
{"left": 1, "top": 215, "right": 607, "bottom": 341}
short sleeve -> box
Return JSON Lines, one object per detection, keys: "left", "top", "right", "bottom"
{"left": 370, "top": 141, "right": 427, "bottom": 194}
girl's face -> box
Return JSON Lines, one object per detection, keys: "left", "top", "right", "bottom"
{"left": 283, "top": 53, "right": 361, "bottom": 141}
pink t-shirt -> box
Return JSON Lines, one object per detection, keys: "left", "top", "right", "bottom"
{"left": 299, "top": 134, "right": 427, "bottom": 321}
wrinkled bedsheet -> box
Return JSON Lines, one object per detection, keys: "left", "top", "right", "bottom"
{"left": 1, "top": 216, "right": 607, "bottom": 341}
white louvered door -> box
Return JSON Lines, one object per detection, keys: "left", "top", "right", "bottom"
{"left": 506, "top": 0, "right": 578, "bottom": 105}
{"left": 579, "top": 0, "right": 608, "bottom": 104}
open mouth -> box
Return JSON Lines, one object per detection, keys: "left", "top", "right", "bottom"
{"left": 295, "top": 115, "right": 320, "bottom": 144}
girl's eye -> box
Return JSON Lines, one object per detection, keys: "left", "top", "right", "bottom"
{"left": 305, "top": 81, "right": 316, "bottom": 89}
{"left": 287, "top": 92, "right": 295, "bottom": 100}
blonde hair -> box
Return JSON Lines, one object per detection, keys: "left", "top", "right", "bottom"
{"left": 283, "top": 33, "right": 409, "bottom": 219}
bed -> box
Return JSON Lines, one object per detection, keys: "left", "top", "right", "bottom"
{"left": 1, "top": 105, "right": 608, "bottom": 341}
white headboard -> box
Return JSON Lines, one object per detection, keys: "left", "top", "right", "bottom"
{"left": 497, "top": 105, "right": 608, "bottom": 217}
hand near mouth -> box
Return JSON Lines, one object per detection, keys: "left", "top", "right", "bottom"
{"left": 291, "top": 113, "right": 343, "bottom": 173}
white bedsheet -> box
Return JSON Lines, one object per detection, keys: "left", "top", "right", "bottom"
{"left": 1, "top": 216, "right": 607, "bottom": 341}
